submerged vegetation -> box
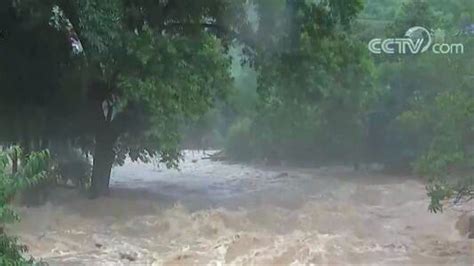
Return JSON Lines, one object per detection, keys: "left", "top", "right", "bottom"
{"left": 0, "top": 0, "right": 472, "bottom": 262}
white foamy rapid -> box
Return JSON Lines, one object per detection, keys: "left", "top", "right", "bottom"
{"left": 9, "top": 151, "right": 473, "bottom": 265}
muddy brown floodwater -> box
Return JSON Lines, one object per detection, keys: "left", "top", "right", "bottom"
{"left": 9, "top": 151, "right": 474, "bottom": 265}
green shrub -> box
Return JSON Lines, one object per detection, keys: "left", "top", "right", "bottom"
{"left": 0, "top": 147, "right": 50, "bottom": 264}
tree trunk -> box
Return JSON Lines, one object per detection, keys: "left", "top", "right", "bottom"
{"left": 88, "top": 78, "right": 120, "bottom": 198}
{"left": 11, "top": 148, "right": 18, "bottom": 175}
{"left": 90, "top": 123, "right": 117, "bottom": 198}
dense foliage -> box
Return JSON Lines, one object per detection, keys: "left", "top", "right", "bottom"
{"left": 378, "top": 0, "right": 473, "bottom": 212}
{"left": 220, "top": 0, "right": 473, "bottom": 212}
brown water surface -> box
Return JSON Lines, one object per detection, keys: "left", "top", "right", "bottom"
{"left": 10, "top": 151, "right": 473, "bottom": 265}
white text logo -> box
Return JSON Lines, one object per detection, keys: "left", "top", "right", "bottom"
{"left": 369, "top": 26, "right": 464, "bottom": 55}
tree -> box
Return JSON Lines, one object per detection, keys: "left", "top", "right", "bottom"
{"left": 0, "top": 0, "right": 248, "bottom": 196}
{"left": 395, "top": 34, "right": 474, "bottom": 212}
{"left": 46, "top": 0, "right": 254, "bottom": 197}
{"left": 371, "top": 0, "right": 474, "bottom": 210}
{"left": 225, "top": 0, "right": 376, "bottom": 163}
{"left": 360, "top": 0, "right": 400, "bottom": 21}
{"left": 385, "top": 0, "right": 438, "bottom": 36}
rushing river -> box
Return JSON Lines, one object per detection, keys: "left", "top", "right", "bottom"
{"left": 10, "top": 151, "right": 473, "bottom": 265}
